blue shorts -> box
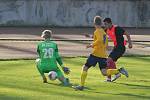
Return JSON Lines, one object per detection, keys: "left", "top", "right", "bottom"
{"left": 85, "top": 54, "right": 107, "bottom": 70}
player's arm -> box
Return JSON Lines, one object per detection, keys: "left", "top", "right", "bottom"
{"left": 36, "top": 44, "right": 41, "bottom": 63}
{"left": 36, "top": 44, "right": 45, "bottom": 78}
{"left": 55, "top": 45, "right": 70, "bottom": 74}
{"left": 85, "top": 33, "right": 93, "bottom": 38}
{"left": 55, "top": 45, "right": 63, "bottom": 66}
{"left": 86, "top": 32, "right": 102, "bottom": 48}
{"left": 105, "top": 34, "right": 109, "bottom": 50}
{"left": 116, "top": 27, "right": 132, "bottom": 49}
{"left": 92, "top": 32, "right": 103, "bottom": 47}
{"left": 124, "top": 32, "right": 132, "bottom": 48}
{"left": 37, "top": 45, "right": 40, "bottom": 57}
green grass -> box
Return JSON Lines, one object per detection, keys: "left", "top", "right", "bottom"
{"left": 0, "top": 57, "right": 150, "bottom": 100}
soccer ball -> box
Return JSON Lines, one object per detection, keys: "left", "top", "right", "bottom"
{"left": 48, "top": 71, "right": 57, "bottom": 80}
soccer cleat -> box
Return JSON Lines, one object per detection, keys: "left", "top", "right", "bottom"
{"left": 119, "top": 67, "right": 129, "bottom": 78}
{"left": 104, "top": 78, "right": 112, "bottom": 82}
{"left": 104, "top": 80, "right": 112, "bottom": 82}
{"left": 43, "top": 80, "right": 48, "bottom": 83}
{"left": 72, "top": 85, "right": 84, "bottom": 91}
{"left": 111, "top": 73, "right": 121, "bottom": 82}
{"left": 43, "top": 77, "right": 48, "bottom": 83}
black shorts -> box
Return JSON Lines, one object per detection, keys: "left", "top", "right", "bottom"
{"left": 85, "top": 54, "right": 107, "bottom": 70}
{"left": 109, "top": 46, "right": 126, "bottom": 61}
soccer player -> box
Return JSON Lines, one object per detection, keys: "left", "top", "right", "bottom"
{"left": 103, "top": 18, "right": 132, "bottom": 82}
{"left": 36, "top": 30, "right": 70, "bottom": 86}
{"left": 73, "top": 16, "right": 128, "bottom": 91}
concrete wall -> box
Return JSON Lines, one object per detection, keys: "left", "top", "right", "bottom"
{"left": 0, "top": 0, "right": 149, "bottom": 27}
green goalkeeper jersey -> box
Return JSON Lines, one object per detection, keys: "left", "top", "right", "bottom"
{"left": 37, "top": 39, "right": 63, "bottom": 70}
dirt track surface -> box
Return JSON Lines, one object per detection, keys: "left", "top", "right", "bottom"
{"left": 0, "top": 27, "right": 149, "bottom": 59}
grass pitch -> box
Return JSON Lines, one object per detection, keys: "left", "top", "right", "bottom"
{"left": 0, "top": 57, "right": 150, "bottom": 100}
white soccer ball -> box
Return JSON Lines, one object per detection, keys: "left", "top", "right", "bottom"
{"left": 48, "top": 71, "right": 57, "bottom": 80}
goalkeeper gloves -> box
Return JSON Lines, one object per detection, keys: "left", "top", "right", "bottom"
{"left": 62, "top": 67, "right": 70, "bottom": 75}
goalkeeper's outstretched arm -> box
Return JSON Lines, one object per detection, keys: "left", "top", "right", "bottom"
{"left": 55, "top": 44, "right": 70, "bottom": 74}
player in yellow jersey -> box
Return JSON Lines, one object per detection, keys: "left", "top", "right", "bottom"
{"left": 73, "top": 16, "right": 128, "bottom": 91}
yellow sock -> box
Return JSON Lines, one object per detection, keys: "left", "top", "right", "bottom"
{"left": 81, "top": 71, "right": 87, "bottom": 87}
{"left": 107, "top": 69, "right": 119, "bottom": 76}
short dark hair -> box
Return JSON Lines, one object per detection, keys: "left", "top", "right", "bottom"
{"left": 94, "top": 16, "right": 102, "bottom": 25}
{"left": 103, "top": 18, "right": 112, "bottom": 23}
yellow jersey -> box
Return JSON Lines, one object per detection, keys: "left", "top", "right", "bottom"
{"left": 92, "top": 28, "right": 108, "bottom": 58}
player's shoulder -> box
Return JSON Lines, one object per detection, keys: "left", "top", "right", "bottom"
{"left": 97, "top": 28, "right": 106, "bottom": 35}
{"left": 115, "top": 26, "right": 124, "bottom": 31}
{"left": 94, "top": 28, "right": 102, "bottom": 33}
{"left": 37, "top": 41, "right": 45, "bottom": 45}
{"left": 115, "top": 26, "right": 125, "bottom": 32}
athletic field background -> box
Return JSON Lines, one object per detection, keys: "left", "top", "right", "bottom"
{"left": 0, "top": 57, "right": 150, "bottom": 100}
{"left": 0, "top": 0, "right": 150, "bottom": 99}
{"left": 0, "top": 27, "right": 150, "bottom": 59}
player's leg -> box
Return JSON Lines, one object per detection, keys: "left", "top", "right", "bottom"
{"left": 36, "top": 63, "right": 47, "bottom": 83}
{"left": 56, "top": 69, "right": 70, "bottom": 86}
{"left": 98, "top": 58, "right": 128, "bottom": 77}
{"left": 105, "top": 48, "right": 117, "bottom": 82}
{"left": 72, "top": 65, "right": 89, "bottom": 90}
{"left": 101, "top": 67, "right": 128, "bottom": 78}
{"left": 98, "top": 58, "right": 119, "bottom": 77}
{"left": 106, "top": 57, "right": 117, "bottom": 82}
{"left": 73, "top": 54, "right": 97, "bottom": 90}
{"left": 101, "top": 67, "right": 128, "bottom": 77}
{"left": 111, "top": 46, "right": 126, "bottom": 81}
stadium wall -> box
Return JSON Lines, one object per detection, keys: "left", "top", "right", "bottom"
{"left": 0, "top": 0, "right": 149, "bottom": 27}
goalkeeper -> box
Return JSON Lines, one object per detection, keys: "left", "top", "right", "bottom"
{"left": 36, "top": 30, "right": 70, "bottom": 86}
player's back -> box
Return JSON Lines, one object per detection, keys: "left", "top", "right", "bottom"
{"left": 92, "top": 28, "right": 108, "bottom": 58}
{"left": 37, "top": 40, "right": 58, "bottom": 68}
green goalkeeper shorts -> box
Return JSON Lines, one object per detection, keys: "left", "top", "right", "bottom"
{"left": 36, "top": 59, "right": 64, "bottom": 78}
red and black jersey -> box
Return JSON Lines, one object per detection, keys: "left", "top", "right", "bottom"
{"left": 106, "top": 25, "right": 126, "bottom": 47}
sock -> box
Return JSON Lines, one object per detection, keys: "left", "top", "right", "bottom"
{"left": 63, "top": 78, "right": 69, "bottom": 86}
{"left": 107, "top": 69, "right": 119, "bottom": 76}
{"left": 81, "top": 71, "right": 87, "bottom": 87}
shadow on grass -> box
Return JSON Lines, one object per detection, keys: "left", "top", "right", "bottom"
{"left": 123, "top": 56, "right": 150, "bottom": 62}
{"left": 86, "top": 87, "right": 150, "bottom": 100}
{"left": 114, "top": 82, "right": 150, "bottom": 90}
{"left": 0, "top": 82, "right": 104, "bottom": 100}
{"left": 47, "top": 82, "right": 75, "bottom": 88}
{"left": 1, "top": 82, "right": 150, "bottom": 100}
{"left": 0, "top": 94, "right": 28, "bottom": 100}
{"left": 88, "top": 90, "right": 150, "bottom": 100}
{"left": 117, "top": 93, "right": 150, "bottom": 99}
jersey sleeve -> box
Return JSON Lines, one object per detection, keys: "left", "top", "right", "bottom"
{"left": 115, "top": 27, "right": 125, "bottom": 36}
{"left": 55, "top": 44, "right": 63, "bottom": 66}
{"left": 115, "top": 26, "right": 125, "bottom": 46}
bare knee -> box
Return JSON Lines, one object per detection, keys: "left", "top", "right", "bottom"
{"left": 82, "top": 65, "right": 89, "bottom": 72}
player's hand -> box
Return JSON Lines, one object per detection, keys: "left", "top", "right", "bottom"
{"left": 85, "top": 33, "right": 91, "bottom": 38}
{"left": 62, "top": 67, "right": 70, "bottom": 75}
{"left": 128, "top": 43, "right": 132, "bottom": 49}
{"left": 85, "top": 34, "right": 93, "bottom": 38}
{"left": 86, "top": 44, "right": 93, "bottom": 48}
